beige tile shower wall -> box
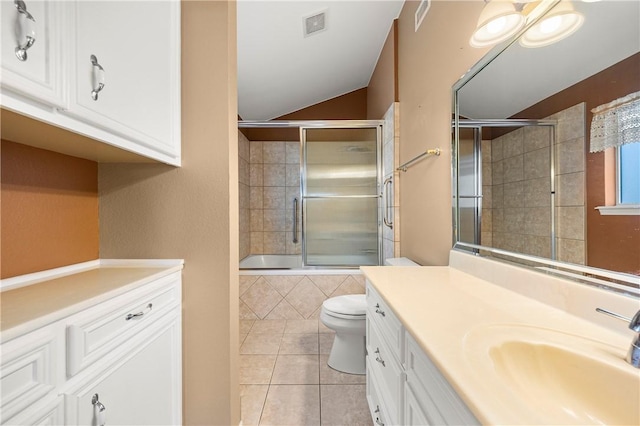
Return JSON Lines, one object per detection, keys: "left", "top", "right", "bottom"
{"left": 552, "top": 103, "right": 586, "bottom": 264}
{"left": 249, "top": 141, "right": 301, "bottom": 255}
{"left": 239, "top": 274, "right": 365, "bottom": 320}
{"left": 485, "top": 103, "right": 586, "bottom": 263}
{"left": 239, "top": 131, "right": 251, "bottom": 260}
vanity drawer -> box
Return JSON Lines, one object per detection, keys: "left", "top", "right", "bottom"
{"left": 0, "top": 324, "right": 63, "bottom": 424}
{"left": 367, "top": 317, "right": 404, "bottom": 424}
{"left": 405, "top": 333, "right": 479, "bottom": 425}
{"left": 366, "top": 364, "right": 390, "bottom": 426}
{"left": 66, "top": 273, "right": 181, "bottom": 377}
{"left": 366, "top": 282, "right": 404, "bottom": 362}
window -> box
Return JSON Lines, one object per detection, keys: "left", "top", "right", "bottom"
{"left": 617, "top": 142, "right": 640, "bottom": 205}
{"left": 590, "top": 91, "right": 640, "bottom": 215}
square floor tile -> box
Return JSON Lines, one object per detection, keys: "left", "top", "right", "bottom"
{"left": 240, "top": 354, "right": 277, "bottom": 384}
{"left": 319, "top": 355, "right": 366, "bottom": 385}
{"left": 240, "top": 333, "right": 282, "bottom": 355}
{"left": 240, "top": 319, "right": 256, "bottom": 334}
{"left": 319, "top": 334, "right": 335, "bottom": 355}
{"left": 250, "top": 319, "right": 286, "bottom": 334}
{"left": 285, "top": 319, "right": 319, "bottom": 334}
{"left": 260, "top": 385, "right": 320, "bottom": 426}
{"left": 240, "top": 384, "right": 268, "bottom": 426}
{"left": 280, "top": 334, "right": 319, "bottom": 355}
{"left": 320, "top": 384, "right": 370, "bottom": 425}
{"left": 271, "top": 354, "right": 319, "bottom": 384}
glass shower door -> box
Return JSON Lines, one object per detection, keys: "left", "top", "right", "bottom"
{"left": 302, "top": 127, "right": 381, "bottom": 267}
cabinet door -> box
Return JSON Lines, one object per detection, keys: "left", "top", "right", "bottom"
{"left": 64, "top": 315, "right": 181, "bottom": 426}
{"left": 0, "top": 324, "right": 64, "bottom": 425}
{"left": 2, "top": 395, "right": 65, "bottom": 426}
{"left": 0, "top": 0, "right": 65, "bottom": 107}
{"left": 404, "top": 383, "right": 432, "bottom": 426}
{"left": 67, "top": 0, "right": 180, "bottom": 161}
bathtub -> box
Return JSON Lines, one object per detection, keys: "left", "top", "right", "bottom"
{"left": 239, "top": 254, "right": 361, "bottom": 275}
{"left": 239, "top": 254, "right": 302, "bottom": 269}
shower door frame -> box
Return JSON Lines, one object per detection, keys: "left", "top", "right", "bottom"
{"left": 238, "top": 119, "right": 385, "bottom": 268}
{"left": 300, "top": 122, "right": 384, "bottom": 268}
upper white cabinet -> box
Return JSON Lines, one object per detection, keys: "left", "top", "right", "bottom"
{"left": 0, "top": 0, "right": 65, "bottom": 107}
{"left": 67, "top": 0, "right": 180, "bottom": 162}
{"left": 0, "top": 0, "right": 181, "bottom": 166}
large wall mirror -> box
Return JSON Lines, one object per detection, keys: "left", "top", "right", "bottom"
{"left": 452, "top": 0, "right": 639, "bottom": 293}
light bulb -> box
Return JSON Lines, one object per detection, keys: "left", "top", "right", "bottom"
{"left": 487, "top": 16, "right": 507, "bottom": 34}
{"left": 540, "top": 15, "right": 562, "bottom": 34}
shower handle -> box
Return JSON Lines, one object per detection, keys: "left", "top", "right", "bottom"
{"left": 292, "top": 198, "right": 299, "bottom": 243}
{"left": 383, "top": 177, "right": 393, "bottom": 229}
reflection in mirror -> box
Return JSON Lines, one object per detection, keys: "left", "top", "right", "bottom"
{"left": 453, "top": 0, "right": 640, "bottom": 291}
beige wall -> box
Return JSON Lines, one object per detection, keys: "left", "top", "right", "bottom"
{"left": 98, "top": 2, "right": 239, "bottom": 425}
{"left": 397, "top": 1, "right": 489, "bottom": 265}
{"left": 367, "top": 20, "right": 397, "bottom": 120}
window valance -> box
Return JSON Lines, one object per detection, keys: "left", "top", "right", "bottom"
{"left": 590, "top": 91, "right": 640, "bottom": 153}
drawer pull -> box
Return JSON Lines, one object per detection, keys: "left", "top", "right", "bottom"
{"left": 125, "top": 303, "right": 153, "bottom": 321}
{"left": 375, "top": 303, "right": 385, "bottom": 317}
{"left": 374, "top": 406, "right": 385, "bottom": 426}
{"left": 374, "top": 348, "right": 386, "bottom": 367}
{"left": 92, "top": 393, "right": 106, "bottom": 426}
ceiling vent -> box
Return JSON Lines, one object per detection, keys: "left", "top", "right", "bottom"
{"left": 304, "top": 10, "right": 327, "bottom": 37}
{"left": 415, "top": 0, "right": 431, "bottom": 32}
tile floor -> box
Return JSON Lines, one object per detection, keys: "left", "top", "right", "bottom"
{"left": 240, "top": 319, "right": 372, "bottom": 426}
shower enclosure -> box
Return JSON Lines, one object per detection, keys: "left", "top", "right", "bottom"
{"left": 301, "top": 126, "right": 381, "bottom": 267}
{"left": 238, "top": 120, "right": 384, "bottom": 268}
{"left": 455, "top": 119, "right": 557, "bottom": 259}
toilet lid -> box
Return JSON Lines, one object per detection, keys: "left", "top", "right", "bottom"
{"left": 322, "top": 294, "right": 366, "bottom": 316}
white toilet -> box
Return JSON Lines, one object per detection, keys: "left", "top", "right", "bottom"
{"left": 320, "top": 294, "right": 367, "bottom": 375}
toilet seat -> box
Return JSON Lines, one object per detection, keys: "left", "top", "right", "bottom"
{"left": 322, "top": 294, "right": 366, "bottom": 318}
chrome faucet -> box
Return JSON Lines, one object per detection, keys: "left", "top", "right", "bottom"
{"left": 596, "top": 308, "right": 640, "bottom": 368}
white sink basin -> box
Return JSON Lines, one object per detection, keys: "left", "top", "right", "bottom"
{"left": 465, "top": 325, "right": 640, "bottom": 425}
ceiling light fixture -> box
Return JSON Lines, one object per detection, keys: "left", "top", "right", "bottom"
{"left": 470, "top": 0, "right": 526, "bottom": 48}
{"left": 519, "top": 1, "right": 584, "bottom": 48}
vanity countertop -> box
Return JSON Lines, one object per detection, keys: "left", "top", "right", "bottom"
{"left": 0, "top": 260, "right": 183, "bottom": 342}
{"left": 361, "top": 265, "right": 638, "bottom": 425}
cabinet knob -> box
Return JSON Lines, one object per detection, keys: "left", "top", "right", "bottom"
{"left": 92, "top": 393, "right": 107, "bottom": 426}
{"left": 375, "top": 303, "right": 386, "bottom": 317}
{"left": 14, "top": 0, "right": 36, "bottom": 61}
{"left": 90, "top": 55, "right": 106, "bottom": 101}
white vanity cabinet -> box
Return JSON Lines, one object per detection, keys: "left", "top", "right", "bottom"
{"left": 0, "top": 261, "right": 183, "bottom": 426}
{"left": 366, "top": 284, "right": 405, "bottom": 425}
{"left": 404, "top": 333, "right": 478, "bottom": 425}
{"left": 366, "top": 280, "right": 478, "bottom": 426}
{"left": 0, "top": 0, "right": 181, "bottom": 166}
{"left": 0, "top": 0, "right": 66, "bottom": 107}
